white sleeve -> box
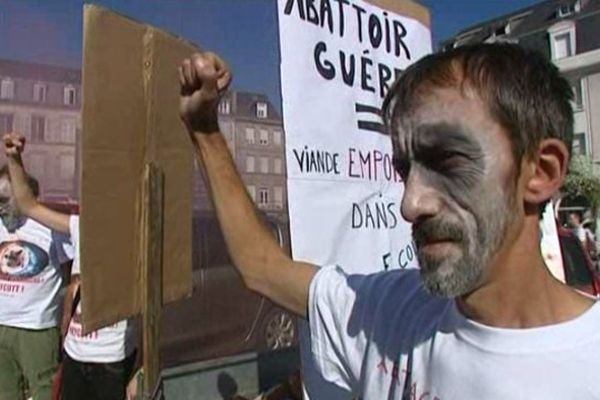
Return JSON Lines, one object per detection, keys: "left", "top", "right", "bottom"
{"left": 308, "top": 266, "right": 426, "bottom": 394}
{"left": 52, "top": 230, "right": 73, "bottom": 265}
{"left": 69, "top": 215, "right": 80, "bottom": 275}
{"left": 308, "top": 265, "right": 368, "bottom": 393}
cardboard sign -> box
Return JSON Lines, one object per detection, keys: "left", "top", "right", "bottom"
{"left": 80, "top": 5, "right": 194, "bottom": 332}
{"left": 277, "top": 0, "right": 431, "bottom": 397}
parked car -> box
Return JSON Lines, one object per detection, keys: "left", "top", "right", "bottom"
{"left": 160, "top": 213, "right": 297, "bottom": 368}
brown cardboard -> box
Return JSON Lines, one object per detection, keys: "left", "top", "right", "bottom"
{"left": 80, "top": 4, "right": 194, "bottom": 332}
{"left": 366, "top": 0, "right": 430, "bottom": 27}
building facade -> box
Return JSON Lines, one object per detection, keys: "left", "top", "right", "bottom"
{"left": 192, "top": 91, "right": 288, "bottom": 224}
{"left": 0, "top": 58, "right": 288, "bottom": 220}
{"left": 441, "top": 0, "right": 600, "bottom": 162}
{"left": 0, "top": 58, "right": 81, "bottom": 201}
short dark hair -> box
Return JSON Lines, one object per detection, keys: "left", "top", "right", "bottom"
{"left": 0, "top": 164, "right": 40, "bottom": 197}
{"left": 382, "top": 43, "right": 574, "bottom": 164}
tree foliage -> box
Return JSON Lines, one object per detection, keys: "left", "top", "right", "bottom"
{"left": 563, "top": 155, "right": 600, "bottom": 215}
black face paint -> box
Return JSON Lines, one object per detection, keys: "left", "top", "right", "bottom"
{"left": 0, "top": 179, "right": 23, "bottom": 233}
{"left": 412, "top": 123, "right": 486, "bottom": 204}
{"left": 395, "top": 122, "right": 517, "bottom": 297}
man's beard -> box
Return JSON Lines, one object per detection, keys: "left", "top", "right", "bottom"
{"left": 412, "top": 192, "right": 515, "bottom": 298}
{"left": 0, "top": 209, "right": 23, "bottom": 232}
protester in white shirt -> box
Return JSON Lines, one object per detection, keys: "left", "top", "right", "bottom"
{"left": 0, "top": 164, "right": 72, "bottom": 400}
{"left": 567, "top": 211, "right": 596, "bottom": 257}
{"left": 4, "top": 134, "right": 139, "bottom": 400}
{"left": 175, "top": 43, "right": 600, "bottom": 399}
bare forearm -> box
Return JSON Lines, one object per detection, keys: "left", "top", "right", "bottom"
{"left": 6, "top": 156, "right": 69, "bottom": 232}
{"left": 6, "top": 156, "right": 36, "bottom": 212}
{"left": 191, "top": 131, "right": 315, "bottom": 317}
{"left": 178, "top": 52, "right": 315, "bottom": 317}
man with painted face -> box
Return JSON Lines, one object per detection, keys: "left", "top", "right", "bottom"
{"left": 178, "top": 43, "right": 600, "bottom": 399}
{"left": 0, "top": 165, "right": 72, "bottom": 400}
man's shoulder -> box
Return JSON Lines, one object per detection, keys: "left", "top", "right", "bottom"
{"left": 16, "top": 218, "right": 49, "bottom": 232}
{"left": 10, "top": 219, "right": 70, "bottom": 250}
{"left": 315, "top": 266, "right": 433, "bottom": 298}
{"left": 314, "top": 266, "right": 448, "bottom": 321}
{"left": 362, "top": 269, "right": 449, "bottom": 314}
{"left": 311, "top": 266, "right": 451, "bottom": 355}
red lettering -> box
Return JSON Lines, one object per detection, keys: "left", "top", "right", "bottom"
{"left": 347, "top": 148, "right": 402, "bottom": 183}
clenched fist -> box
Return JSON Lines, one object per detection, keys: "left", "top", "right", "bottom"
{"left": 3, "top": 133, "right": 25, "bottom": 158}
{"left": 179, "top": 52, "right": 232, "bottom": 136}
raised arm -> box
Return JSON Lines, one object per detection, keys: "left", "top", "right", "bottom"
{"left": 179, "top": 52, "right": 316, "bottom": 318}
{"left": 3, "top": 133, "right": 70, "bottom": 233}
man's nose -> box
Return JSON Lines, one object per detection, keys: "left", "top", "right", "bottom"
{"left": 400, "top": 170, "right": 442, "bottom": 223}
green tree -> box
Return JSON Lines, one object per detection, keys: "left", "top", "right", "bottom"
{"left": 563, "top": 155, "right": 600, "bottom": 216}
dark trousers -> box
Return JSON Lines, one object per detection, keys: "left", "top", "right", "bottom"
{"left": 61, "top": 352, "right": 134, "bottom": 400}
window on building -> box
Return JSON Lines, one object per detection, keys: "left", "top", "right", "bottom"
{"left": 274, "top": 158, "right": 283, "bottom": 174}
{"left": 494, "top": 24, "right": 509, "bottom": 37}
{"left": 572, "top": 80, "right": 583, "bottom": 110}
{"left": 273, "top": 130, "right": 282, "bottom": 146}
{"left": 63, "top": 86, "right": 76, "bottom": 106}
{"left": 45, "top": 127, "right": 60, "bottom": 143}
{"left": 554, "top": 32, "right": 573, "bottom": 58}
{"left": 61, "top": 119, "right": 77, "bottom": 143}
{"left": 256, "top": 102, "right": 268, "bottom": 119}
{"left": 274, "top": 186, "right": 283, "bottom": 208}
{"left": 33, "top": 83, "right": 47, "bottom": 103}
{"left": 31, "top": 115, "right": 45, "bottom": 142}
{"left": 549, "top": 21, "right": 576, "bottom": 60}
{"left": 572, "top": 133, "right": 586, "bottom": 155}
{"left": 558, "top": 1, "right": 579, "bottom": 17}
{"left": 260, "top": 157, "right": 269, "bottom": 174}
{"left": 0, "top": 78, "right": 14, "bottom": 100}
{"left": 258, "top": 188, "right": 269, "bottom": 206}
{"left": 0, "top": 113, "right": 14, "bottom": 135}
{"left": 218, "top": 99, "right": 230, "bottom": 115}
{"left": 246, "top": 156, "right": 255, "bottom": 173}
{"left": 247, "top": 185, "right": 256, "bottom": 201}
{"left": 259, "top": 129, "right": 269, "bottom": 145}
{"left": 59, "top": 154, "right": 75, "bottom": 178}
{"left": 29, "top": 153, "right": 45, "bottom": 178}
{"left": 245, "top": 127, "right": 255, "bottom": 144}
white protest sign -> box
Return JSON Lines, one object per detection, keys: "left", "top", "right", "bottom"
{"left": 279, "top": 0, "right": 431, "bottom": 274}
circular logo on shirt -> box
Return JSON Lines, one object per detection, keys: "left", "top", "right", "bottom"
{"left": 0, "top": 240, "right": 49, "bottom": 279}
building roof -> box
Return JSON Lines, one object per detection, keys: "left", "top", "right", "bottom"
{"left": 222, "top": 90, "right": 282, "bottom": 122}
{"left": 441, "top": 0, "right": 600, "bottom": 54}
{"left": 0, "top": 58, "right": 81, "bottom": 84}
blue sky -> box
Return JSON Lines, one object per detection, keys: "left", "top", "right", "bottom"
{"left": 0, "top": 0, "right": 540, "bottom": 107}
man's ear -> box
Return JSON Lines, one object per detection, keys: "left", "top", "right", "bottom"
{"left": 523, "top": 138, "right": 569, "bottom": 205}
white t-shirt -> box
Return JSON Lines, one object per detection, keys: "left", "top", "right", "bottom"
{"left": 0, "top": 218, "right": 71, "bottom": 329}
{"left": 63, "top": 215, "right": 135, "bottom": 363}
{"left": 309, "top": 266, "right": 600, "bottom": 400}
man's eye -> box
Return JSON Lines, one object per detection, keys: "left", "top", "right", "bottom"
{"left": 440, "top": 152, "right": 465, "bottom": 166}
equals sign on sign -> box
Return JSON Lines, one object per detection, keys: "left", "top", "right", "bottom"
{"left": 355, "top": 103, "right": 385, "bottom": 134}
